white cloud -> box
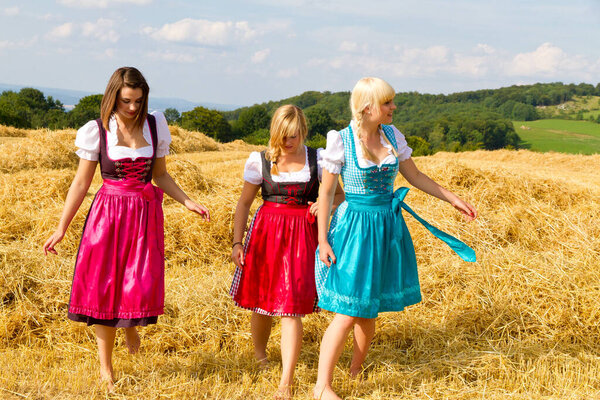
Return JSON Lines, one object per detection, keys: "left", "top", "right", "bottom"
{"left": 48, "top": 19, "right": 119, "bottom": 43}
{"left": 48, "top": 23, "right": 74, "bottom": 39}
{"left": 3, "top": 6, "right": 19, "bottom": 16}
{"left": 58, "top": 0, "right": 151, "bottom": 8}
{"left": 339, "top": 41, "right": 358, "bottom": 52}
{"left": 82, "top": 18, "right": 119, "bottom": 43}
{"left": 475, "top": 43, "right": 495, "bottom": 55}
{"left": 0, "top": 36, "right": 38, "bottom": 49}
{"left": 453, "top": 55, "right": 487, "bottom": 76}
{"left": 146, "top": 18, "right": 256, "bottom": 46}
{"left": 507, "top": 42, "right": 591, "bottom": 77}
{"left": 252, "top": 48, "right": 270, "bottom": 63}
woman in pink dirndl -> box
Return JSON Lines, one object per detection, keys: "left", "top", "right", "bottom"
{"left": 43, "top": 67, "right": 210, "bottom": 390}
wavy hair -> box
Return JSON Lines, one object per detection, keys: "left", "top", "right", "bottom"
{"left": 100, "top": 67, "right": 149, "bottom": 131}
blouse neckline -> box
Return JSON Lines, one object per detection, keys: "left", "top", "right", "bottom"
{"left": 271, "top": 145, "right": 309, "bottom": 176}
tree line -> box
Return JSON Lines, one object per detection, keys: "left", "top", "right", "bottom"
{"left": 2, "top": 82, "right": 600, "bottom": 155}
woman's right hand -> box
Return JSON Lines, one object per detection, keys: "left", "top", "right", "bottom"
{"left": 231, "top": 244, "right": 244, "bottom": 267}
{"left": 43, "top": 229, "right": 66, "bottom": 255}
{"left": 319, "top": 242, "right": 336, "bottom": 267}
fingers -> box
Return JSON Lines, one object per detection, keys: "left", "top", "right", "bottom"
{"left": 319, "top": 245, "right": 336, "bottom": 267}
{"left": 43, "top": 236, "right": 59, "bottom": 255}
{"left": 231, "top": 248, "right": 244, "bottom": 267}
{"left": 308, "top": 201, "right": 318, "bottom": 215}
{"left": 190, "top": 203, "right": 211, "bottom": 221}
{"left": 328, "top": 250, "right": 336, "bottom": 265}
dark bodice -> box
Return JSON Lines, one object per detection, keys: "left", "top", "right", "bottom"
{"left": 260, "top": 147, "right": 320, "bottom": 205}
{"left": 96, "top": 115, "right": 157, "bottom": 183}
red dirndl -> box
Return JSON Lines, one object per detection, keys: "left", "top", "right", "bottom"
{"left": 230, "top": 201, "right": 319, "bottom": 316}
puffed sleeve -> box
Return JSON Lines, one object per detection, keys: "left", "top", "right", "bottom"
{"left": 151, "top": 111, "right": 172, "bottom": 158}
{"left": 243, "top": 151, "right": 263, "bottom": 185}
{"left": 74, "top": 120, "right": 100, "bottom": 161}
{"left": 318, "top": 130, "right": 345, "bottom": 174}
{"left": 392, "top": 125, "right": 413, "bottom": 161}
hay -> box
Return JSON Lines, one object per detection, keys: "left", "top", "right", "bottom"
{"left": 0, "top": 124, "right": 30, "bottom": 138}
{"left": 1, "top": 125, "right": 600, "bottom": 398}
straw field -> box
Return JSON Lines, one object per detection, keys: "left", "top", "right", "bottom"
{"left": 1, "top": 124, "right": 599, "bottom": 399}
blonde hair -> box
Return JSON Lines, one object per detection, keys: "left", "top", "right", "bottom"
{"left": 350, "top": 77, "right": 397, "bottom": 162}
{"left": 100, "top": 67, "right": 149, "bottom": 132}
{"left": 266, "top": 105, "right": 308, "bottom": 175}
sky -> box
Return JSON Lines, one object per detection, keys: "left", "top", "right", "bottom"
{"left": 1, "top": 0, "right": 599, "bottom": 107}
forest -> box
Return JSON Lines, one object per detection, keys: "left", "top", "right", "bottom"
{"left": 1, "top": 82, "right": 599, "bottom": 155}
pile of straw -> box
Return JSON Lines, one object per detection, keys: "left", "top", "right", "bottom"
{"left": 1, "top": 124, "right": 599, "bottom": 399}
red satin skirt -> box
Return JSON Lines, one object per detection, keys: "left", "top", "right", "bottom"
{"left": 230, "top": 201, "right": 319, "bottom": 316}
{"left": 68, "top": 179, "right": 165, "bottom": 326}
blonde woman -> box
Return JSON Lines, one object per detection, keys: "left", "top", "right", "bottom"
{"left": 43, "top": 67, "right": 209, "bottom": 391}
{"left": 230, "top": 104, "right": 342, "bottom": 399}
{"left": 313, "top": 77, "right": 477, "bottom": 400}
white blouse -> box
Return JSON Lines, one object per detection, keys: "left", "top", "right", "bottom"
{"left": 75, "top": 111, "right": 171, "bottom": 161}
{"left": 319, "top": 120, "right": 412, "bottom": 175}
{"left": 243, "top": 146, "right": 324, "bottom": 185}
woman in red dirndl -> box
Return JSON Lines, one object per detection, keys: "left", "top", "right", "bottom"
{"left": 43, "top": 67, "right": 210, "bottom": 391}
{"left": 230, "top": 104, "right": 343, "bottom": 399}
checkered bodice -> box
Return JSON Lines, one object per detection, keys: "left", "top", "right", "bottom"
{"left": 339, "top": 124, "right": 399, "bottom": 195}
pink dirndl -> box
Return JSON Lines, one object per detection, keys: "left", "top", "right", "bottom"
{"left": 68, "top": 115, "right": 165, "bottom": 327}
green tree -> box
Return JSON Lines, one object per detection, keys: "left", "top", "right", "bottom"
{"left": 243, "top": 128, "right": 270, "bottom": 145}
{"left": 0, "top": 91, "right": 31, "bottom": 128}
{"left": 235, "top": 105, "right": 269, "bottom": 137}
{"left": 69, "top": 94, "right": 103, "bottom": 127}
{"left": 405, "top": 136, "right": 430, "bottom": 156}
{"left": 181, "top": 106, "right": 233, "bottom": 142}
{"left": 305, "top": 106, "right": 335, "bottom": 137}
{"left": 428, "top": 124, "right": 445, "bottom": 151}
{"left": 305, "top": 133, "right": 326, "bottom": 149}
{"left": 164, "top": 108, "right": 181, "bottom": 124}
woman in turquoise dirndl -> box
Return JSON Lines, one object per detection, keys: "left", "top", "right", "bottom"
{"left": 312, "top": 77, "right": 478, "bottom": 400}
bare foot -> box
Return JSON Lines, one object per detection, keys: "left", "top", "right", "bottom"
{"left": 256, "top": 356, "right": 269, "bottom": 370}
{"left": 349, "top": 366, "right": 363, "bottom": 380}
{"left": 124, "top": 327, "right": 141, "bottom": 354}
{"left": 312, "top": 384, "right": 342, "bottom": 400}
{"left": 100, "top": 368, "right": 115, "bottom": 392}
{"left": 275, "top": 384, "right": 292, "bottom": 400}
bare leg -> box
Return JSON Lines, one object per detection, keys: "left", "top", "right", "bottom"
{"left": 124, "top": 327, "right": 141, "bottom": 354}
{"left": 277, "top": 316, "right": 303, "bottom": 399}
{"left": 313, "top": 314, "right": 357, "bottom": 400}
{"left": 349, "top": 317, "right": 376, "bottom": 378}
{"left": 251, "top": 312, "right": 273, "bottom": 367}
{"left": 95, "top": 325, "right": 117, "bottom": 391}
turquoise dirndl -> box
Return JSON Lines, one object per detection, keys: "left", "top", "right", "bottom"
{"left": 315, "top": 124, "right": 476, "bottom": 319}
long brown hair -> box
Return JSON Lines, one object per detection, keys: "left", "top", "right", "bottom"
{"left": 266, "top": 105, "right": 308, "bottom": 175}
{"left": 100, "top": 67, "right": 149, "bottom": 131}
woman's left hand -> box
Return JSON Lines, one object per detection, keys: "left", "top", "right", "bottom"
{"left": 185, "top": 199, "right": 210, "bottom": 221}
{"left": 451, "top": 198, "right": 478, "bottom": 221}
{"left": 308, "top": 201, "right": 318, "bottom": 216}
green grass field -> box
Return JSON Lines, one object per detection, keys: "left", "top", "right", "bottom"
{"left": 514, "top": 119, "right": 600, "bottom": 154}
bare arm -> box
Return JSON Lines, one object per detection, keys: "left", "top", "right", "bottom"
{"left": 231, "top": 181, "right": 261, "bottom": 267}
{"left": 43, "top": 158, "right": 97, "bottom": 254}
{"left": 398, "top": 158, "right": 477, "bottom": 220}
{"left": 317, "top": 170, "right": 339, "bottom": 266}
{"left": 152, "top": 157, "right": 209, "bottom": 220}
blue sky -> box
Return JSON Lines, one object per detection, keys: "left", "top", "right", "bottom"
{"left": 1, "top": 0, "right": 599, "bottom": 107}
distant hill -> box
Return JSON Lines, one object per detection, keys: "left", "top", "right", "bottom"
{"left": 0, "top": 83, "right": 240, "bottom": 112}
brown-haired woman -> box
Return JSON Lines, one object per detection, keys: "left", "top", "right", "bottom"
{"left": 230, "top": 105, "right": 343, "bottom": 399}
{"left": 43, "top": 67, "right": 209, "bottom": 391}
